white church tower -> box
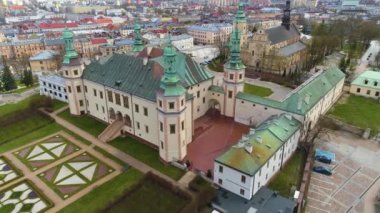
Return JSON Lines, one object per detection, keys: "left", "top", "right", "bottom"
{"left": 156, "top": 38, "right": 188, "bottom": 162}
{"left": 61, "top": 28, "right": 86, "bottom": 116}
{"left": 223, "top": 27, "right": 246, "bottom": 117}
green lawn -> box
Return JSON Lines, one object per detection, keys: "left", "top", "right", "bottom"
{"left": 0, "top": 95, "right": 42, "bottom": 117}
{"left": 1, "top": 84, "right": 38, "bottom": 94}
{"left": 0, "top": 123, "right": 62, "bottom": 154}
{"left": 106, "top": 178, "right": 188, "bottom": 213}
{"left": 109, "top": 137, "right": 185, "bottom": 180}
{"left": 268, "top": 150, "right": 305, "bottom": 198}
{"left": 244, "top": 83, "right": 273, "bottom": 97}
{"left": 59, "top": 169, "right": 144, "bottom": 213}
{"left": 58, "top": 109, "right": 107, "bottom": 136}
{"left": 328, "top": 95, "right": 380, "bottom": 132}
{"left": 0, "top": 113, "right": 53, "bottom": 144}
{"left": 52, "top": 99, "right": 67, "bottom": 112}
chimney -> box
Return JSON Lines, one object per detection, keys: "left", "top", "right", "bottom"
{"left": 245, "top": 143, "right": 253, "bottom": 154}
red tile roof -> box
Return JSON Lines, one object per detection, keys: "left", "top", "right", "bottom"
{"left": 39, "top": 23, "right": 78, "bottom": 29}
{"left": 95, "top": 18, "right": 113, "bottom": 24}
{"left": 91, "top": 37, "right": 107, "bottom": 45}
{"left": 10, "top": 5, "right": 25, "bottom": 10}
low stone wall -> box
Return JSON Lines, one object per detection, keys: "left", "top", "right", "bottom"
{"left": 320, "top": 116, "right": 364, "bottom": 136}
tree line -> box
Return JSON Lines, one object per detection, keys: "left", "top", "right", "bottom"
{"left": 303, "top": 18, "right": 380, "bottom": 72}
{"left": 0, "top": 65, "right": 34, "bottom": 92}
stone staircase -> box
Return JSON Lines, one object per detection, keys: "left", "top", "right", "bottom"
{"left": 98, "top": 120, "right": 124, "bottom": 142}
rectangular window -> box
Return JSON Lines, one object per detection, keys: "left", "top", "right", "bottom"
{"left": 239, "top": 74, "right": 243, "bottom": 79}
{"left": 115, "top": 93, "right": 121, "bottom": 105}
{"left": 181, "top": 121, "right": 184, "bottom": 131}
{"left": 219, "top": 165, "right": 223, "bottom": 173}
{"left": 161, "top": 141, "right": 164, "bottom": 149}
{"left": 76, "top": 86, "right": 81, "bottom": 93}
{"left": 102, "top": 106, "right": 105, "bottom": 113}
{"left": 84, "top": 86, "right": 87, "bottom": 93}
{"left": 135, "top": 104, "right": 139, "bottom": 113}
{"left": 93, "top": 89, "right": 97, "bottom": 96}
{"left": 107, "top": 91, "right": 113, "bottom": 102}
{"left": 96, "top": 104, "right": 99, "bottom": 111}
{"left": 79, "top": 100, "right": 84, "bottom": 106}
{"left": 159, "top": 100, "right": 162, "bottom": 107}
{"left": 145, "top": 125, "right": 149, "bottom": 133}
{"left": 197, "top": 91, "right": 200, "bottom": 98}
{"left": 160, "top": 122, "right": 163, "bottom": 132}
{"left": 123, "top": 96, "right": 129, "bottom": 108}
{"left": 240, "top": 189, "right": 245, "bottom": 195}
{"left": 143, "top": 107, "right": 148, "bottom": 116}
{"left": 367, "top": 90, "right": 371, "bottom": 95}
{"left": 74, "top": 70, "right": 78, "bottom": 75}
{"left": 181, "top": 99, "right": 184, "bottom": 106}
{"left": 376, "top": 92, "right": 379, "bottom": 97}
{"left": 100, "top": 91, "right": 103, "bottom": 99}
{"left": 229, "top": 73, "right": 234, "bottom": 80}
{"left": 241, "top": 175, "right": 246, "bottom": 183}
{"left": 169, "top": 102, "right": 175, "bottom": 109}
{"left": 170, "top": 124, "right": 175, "bottom": 134}
{"left": 68, "top": 86, "right": 72, "bottom": 93}
{"left": 228, "top": 90, "right": 233, "bottom": 98}
{"left": 218, "top": 179, "right": 223, "bottom": 185}
{"left": 203, "top": 97, "right": 205, "bottom": 103}
{"left": 136, "top": 122, "right": 140, "bottom": 129}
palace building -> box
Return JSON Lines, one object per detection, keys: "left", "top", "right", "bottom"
{"left": 60, "top": 7, "right": 345, "bottom": 199}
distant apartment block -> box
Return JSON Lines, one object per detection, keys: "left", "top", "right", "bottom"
{"left": 187, "top": 23, "right": 233, "bottom": 45}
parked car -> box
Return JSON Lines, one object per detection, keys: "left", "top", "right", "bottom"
{"left": 313, "top": 166, "right": 332, "bottom": 176}
{"left": 315, "top": 155, "right": 332, "bottom": 164}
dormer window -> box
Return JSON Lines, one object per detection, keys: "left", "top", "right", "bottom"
{"left": 374, "top": 81, "right": 378, "bottom": 86}
{"left": 364, "top": 80, "right": 368, "bottom": 85}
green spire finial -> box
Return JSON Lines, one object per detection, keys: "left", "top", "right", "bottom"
{"left": 62, "top": 28, "right": 78, "bottom": 65}
{"left": 133, "top": 19, "right": 144, "bottom": 52}
{"left": 235, "top": 2, "right": 246, "bottom": 23}
{"left": 225, "top": 27, "right": 245, "bottom": 70}
{"left": 159, "top": 34, "right": 185, "bottom": 96}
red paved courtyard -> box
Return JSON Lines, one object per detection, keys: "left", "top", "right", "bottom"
{"left": 186, "top": 113, "right": 250, "bottom": 173}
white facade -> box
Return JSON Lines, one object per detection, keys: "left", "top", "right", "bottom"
{"left": 39, "top": 73, "right": 68, "bottom": 102}
{"left": 214, "top": 120, "right": 301, "bottom": 200}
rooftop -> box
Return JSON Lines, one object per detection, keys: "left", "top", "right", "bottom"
{"left": 187, "top": 23, "right": 232, "bottom": 33}
{"left": 29, "top": 50, "right": 58, "bottom": 61}
{"left": 265, "top": 24, "right": 300, "bottom": 45}
{"left": 213, "top": 187, "right": 295, "bottom": 213}
{"left": 216, "top": 114, "right": 301, "bottom": 176}
{"left": 237, "top": 67, "right": 345, "bottom": 115}
{"left": 278, "top": 41, "right": 306, "bottom": 57}
{"left": 351, "top": 70, "right": 380, "bottom": 89}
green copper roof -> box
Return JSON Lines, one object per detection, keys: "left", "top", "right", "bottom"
{"left": 82, "top": 52, "right": 213, "bottom": 102}
{"left": 216, "top": 114, "right": 301, "bottom": 176}
{"left": 234, "top": 3, "right": 246, "bottom": 23}
{"left": 62, "top": 28, "right": 78, "bottom": 65}
{"left": 224, "top": 28, "right": 245, "bottom": 70}
{"left": 132, "top": 21, "right": 144, "bottom": 52}
{"left": 209, "top": 85, "right": 224, "bottom": 94}
{"left": 351, "top": 70, "right": 380, "bottom": 89}
{"left": 152, "top": 50, "right": 214, "bottom": 88}
{"left": 236, "top": 67, "right": 345, "bottom": 115}
{"left": 159, "top": 38, "right": 186, "bottom": 97}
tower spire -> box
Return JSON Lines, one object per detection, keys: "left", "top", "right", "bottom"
{"left": 234, "top": 2, "right": 246, "bottom": 23}
{"left": 159, "top": 35, "right": 185, "bottom": 96}
{"left": 282, "top": 0, "right": 291, "bottom": 30}
{"left": 62, "top": 28, "right": 78, "bottom": 65}
{"left": 132, "top": 19, "right": 144, "bottom": 52}
{"left": 225, "top": 26, "right": 245, "bottom": 70}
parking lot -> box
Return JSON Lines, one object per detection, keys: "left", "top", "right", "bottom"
{"left": 306, "top": 130, "right": 380, "bottom": 213}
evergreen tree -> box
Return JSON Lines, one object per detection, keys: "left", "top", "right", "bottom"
{"left": 1, "top": 66, "right": 17, "bottom": 91}
{"left": 25, "top": 70, "right": 33, "bottom": 86}
{"left": 339, "top": 57, "right": 347, "bottom": 73}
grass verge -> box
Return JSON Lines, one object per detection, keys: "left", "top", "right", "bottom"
{"left": 243, "top": 83, "right": 273, "bottom": 97}
{"left": 109, "top": 137, "right": 185, "bottom": 180}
